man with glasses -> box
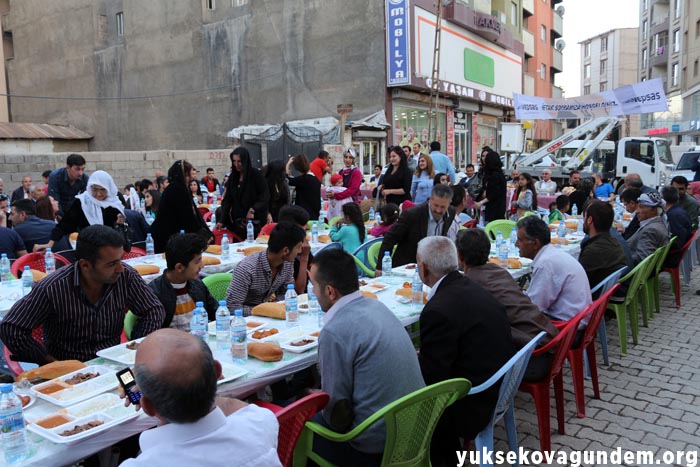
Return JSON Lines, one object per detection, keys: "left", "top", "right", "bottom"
{"left": 48, "top": 153, "right": 89, "bottom": 214}
{"left": 671, "top": 176, "right": 699, "bottom": 230}
{"left": 536, "top": 169, "right": 557, "bottom": 194}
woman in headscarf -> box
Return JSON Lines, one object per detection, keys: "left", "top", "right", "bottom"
{"left": 151, "top": 160, "right": 212, "bottom": 252}
{"left": 34, "top": 170, "right": 125, "bottom": 251}
{"left": 474, "top": 149, "right": 507, "bottom": 222}
{"left": 328, "top": 147, "right": 362, "bottom": 203}
{"left": 219, "top": 147, "right": 269, "bottom": 239}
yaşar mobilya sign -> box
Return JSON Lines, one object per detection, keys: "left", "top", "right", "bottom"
{"left": 513, "top": 78, "right": 668, "bottom": 120}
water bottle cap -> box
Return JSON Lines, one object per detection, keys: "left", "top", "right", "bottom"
{"left": 384, "top": 251, "right": 390, "bottom": 256}
{"left": 46, "top": 247, "right": 52, "bottom": 252}
{"left": 147, "top": 233, "right": 152, "bottom": 238}
{"left": 287, "top": 284, "right": 294, "bottom": 289}
{"left": 23, "top": 266, "right": 30, "bottom": 271}
{"left": 1, "top": 253, "right": 6, "bottom": 258}
{"left": 219, "top": 300, "right": 226, "bottom": 306}
{"left": 195, "top": 301, "right": 204, "bottom": 307}
{"left": 0, "top": 384, "right": 12, "bottom": 393}
{"left": 234, "top": 309, "right": 243, "bottom": 316}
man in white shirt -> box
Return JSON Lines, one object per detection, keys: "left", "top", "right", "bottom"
{"left": 408, "top": 142, "right": 422, "bottom": 172}
{"left": 515, "top": 216, "right": 592, "bottom": 323}
{"left": 120, "top": 329, "right": 281, "bottom": 467}
{"left": 536, "top": 169, "right": 558, "bottom": 194}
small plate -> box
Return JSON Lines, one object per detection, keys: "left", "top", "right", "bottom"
{"left": 360, "top": 282, "right": 389, "bottom": 293}
{"left": 96, "top": 338, "right": 145, "bottom": 364}
{"left": 518, "top": 257, "right": 533, "bottom": 267}
{"left": 208, "top": 318, "right": 268, "bottom": 336}
{"left": 391, "top": 264, "right": 418, "bottom": 277}
{"left": 249, "top": 326, "right": 306, "bottom": 343}
{"left": 217, "top": 362, "right": 248, "bottom": 385}
{"left": 280, "top": 335, "right": 318, "bottom": 353}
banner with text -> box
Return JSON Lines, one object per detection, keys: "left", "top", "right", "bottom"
{"left": 513, "top": 78, "right": 668, "bottom": 120}
{"left": 386, "top": 0, "right": 411, "bottom": 86}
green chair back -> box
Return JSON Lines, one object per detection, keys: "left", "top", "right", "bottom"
{"left": 307, "top": 220, "right": 329, "bottom": 230}
{"left": 353, "top": 255, "right": 376, "bottom": 278}
{"left": 367, "top": 241, "right": 383, "bottom": 269}
{"left": 202, "top": 272, "right": 233, "bottom": 302}
{"left": 328, "top": 216, "right": 343, "bottom": 227}
{"left": 484, "top": 220, "right": 517, "bottom": 242}
{"left": 124, "top": 311, "right": 137, "bottom": 340}
{"left": 646, "top": 238, "right": 675, "bottom": 317}
{"left": 293, "top": 378, "right": 471, "bottom": 467}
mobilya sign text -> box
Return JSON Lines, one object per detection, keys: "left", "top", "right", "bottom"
{"left": 386, "top": 0, "right": 411, "bottom": 86}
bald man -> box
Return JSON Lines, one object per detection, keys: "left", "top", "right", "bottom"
{"left": 121, "top": 329, "right": 282, "bottom": 467}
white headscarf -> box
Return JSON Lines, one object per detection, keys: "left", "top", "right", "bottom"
{"left": 75, "top": 170, "right": 125, "bottom": 226}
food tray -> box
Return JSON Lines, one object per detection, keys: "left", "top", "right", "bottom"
{"left": 391, "top": 263, "right": 418, "bottom": 277}
{"left": 95, "top": 338, "right": 146, "bottom": 364}
{"left": 31, "top": 365, "right": 118, "bottom": 407}
{"left": 217, "top": 361, "right": 248, "bottom": 385}
{"left": 27, "top": 393, "right": 140, "bottom": 445}
{"left": 359, "top": 282, "right": 389, "bottom": 293}
{"left": 249, "top": 326, "right": 306, "bottom": 343}
{"left": 280, "top": 335, "right": 318, "bottom": 354}
{"left": 208, "top": 318, "right": 268, "bottom": 336}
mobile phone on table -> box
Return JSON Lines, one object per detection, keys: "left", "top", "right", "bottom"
{"left": 116, "top": 368, "right": 142, "bottom": 405}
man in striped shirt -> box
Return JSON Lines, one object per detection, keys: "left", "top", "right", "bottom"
{"left": 0, "top": 225, "right": 165, "bottom": 365}
{"left": 226, "top": 222, "right": 306, "bottom": 315}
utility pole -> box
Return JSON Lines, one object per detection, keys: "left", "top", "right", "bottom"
{"left": 427, "top": 0, "right": 443, "bottom": 142}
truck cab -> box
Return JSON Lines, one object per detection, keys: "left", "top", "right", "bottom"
{"left": 616, "top": 137, "right": 674, "bottom": 189}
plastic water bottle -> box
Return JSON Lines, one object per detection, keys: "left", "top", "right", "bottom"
{"left": 215, "top": 300, "right": 231, "bottom": 351}
{"left": 311, "top": 221, "right": 319, "bottom": 243}
{"left": 193, "top": 196, "right": 199, "bottom": 207}
{"left": 577, "top": 219, "right": 584, "bottom": 234}
{"left": 246, "top": 220, "right": 254, "bottom": 243}
{"left": 498, "top": 238, "right": 508, "bottom": 268}
{"left": 179, "top": 229, "right": 185, "bottom": 235}
{"left": 190, "top": 302, "right": 207, "bottom": 341}
{"left": 139, "top": 198, "right": 146, "bottom": 212}
{"left": 381, "top": 251, "right": 392, "bottom": 277}
{"left": 0, "top": 384, "right": 28, "bottom": 464}
{"left": 285, "top": 284, "right": 298, "bottom": 327}
{"left": 375, "top": 212, "right": 382, "bottom": 224}
{"left": 210, "top": 210, "right": 217, "bottom": 229}
{"left": 558, "top": 220, "right": 566, "bottom": 238}
{"left": 145, "top": 233, "right": 155, "bottom": 263}
{"left": 411, "top": 269, "right": 423, "bottom": 308}
{"left": 509, "top": 228, "right": 517, "bottom": 248}
{"left": 230, "top": 309, "right": 247, "bottom": 364}
{"left": 368, "top": 206, "right": 375, "bottom": 223}
{"left": 319, "top": 200, "right": 326, "bottom": 226}
{"left": 572, "top": 204, "right": 578, "bottom": 217}
{"left": 45, "top": 247, "right": 55, "bottom": 274}
{"left": 496, "top": 231, "right": 504, "bottom": 250}
{"left": 221, "top": 234, "right": 230, "bottom": 261}
{"left": 0, "top": 254, "right": 10, "bottom": 282}
{"left": 21, "top": 267, "right": 32, "bottom": 296}
{"left": 509, "top": 228, "right": 519, "bottom": 257}
{"left": 308, "top": 282, "right": 321, "bottom": 327}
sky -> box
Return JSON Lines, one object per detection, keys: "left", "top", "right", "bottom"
{"left": 556, "top": 0, "right": 640, "bottom": 97}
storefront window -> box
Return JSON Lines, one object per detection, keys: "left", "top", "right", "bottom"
{"left": 393, "top": 104, "right": 446, "bottom": 154}
{"left": 474, "top": 114, "right": 498, "bottom": 163}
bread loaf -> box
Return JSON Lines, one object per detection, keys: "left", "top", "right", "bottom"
{"left": 251, "top": 302, "right": 286, "bottom": 320}
{"left": 205, "top": 245, "right": 222, "bottom": 255}
{"left": 30, "top": 269, "right": 47, "bottom": 282}
{"left": 317, "top": 234, "right": 331, "bottom": 244}
{"left": 239, "top": 246, "right": 266, "bottom": 256}
{"left": 395, "top": 287, "right": 428, "bottom": 304}
{"left": 247, "top": 342, "right": 283, "bottom": 362}
{"left": 256, "top": 235, "right": 270, "bottom": 244}
{"left": 201, "top": 256, "right": 221, "bottom": 266}
{"left": 508, "top": 258, "right": 522, "bottom": 269}
{"left": 16, "top": 360, "right": 86, "bottom": 382}
{"left": 360, "top": 290, "right": 378, "bottom": 300}
{"left": 133, "top": 264, "right": 160, "bottom": 276}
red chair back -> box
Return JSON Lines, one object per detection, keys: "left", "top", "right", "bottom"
{"left": 260, "top": 222, "right": 277, "bottom": 237}
{"left": 10, "top": 252, "right": 70, "bottom": 278}
{"left": 401, "top": 200, "right": 416, "bottom": 211}
{"left": 463, "top": 219, "right": 478, "bottom": 229}
{"left": 531, "top": 310, "right": 587, "bottom": 382}
{"left": 212, "top": 228, "right": 241, "bottom": 244}
{"left": 577, "top": 284, "right": 620, "bottom": 351}
{"left": 122, "top": 247, "right": 147, "bottom": 260}
{"left": 4, "top": 327, "right": 43, "bottom": 376}
{"left": 197, "top": 206, "right": 210, "bottom": 217}
{"left": 273, "top": 392, "right": 329, "bottom": 467}
{"left": 202, "top": 211, "right": 213, "bottom": 222}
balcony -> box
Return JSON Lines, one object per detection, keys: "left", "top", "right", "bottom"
{"left": 524, "top": 73, "right": 535, "bottom": 96}
{"left": 522, "top": 0, "right": 534, "bottom": 16}
{"left": 551, "top": 11, "right": 563, "bottom": 39}
{"left": 552, "top": 48, "right": 563, "bottom": 72}
{"left": 650, "top": 46, "right": 668, "bottom": 67}
{"left": 522, "top": 29, "right": 534, "bottom": 57}
{"left": 552, "top": 85, "right": 563, "bottom": 98}
{"left": 1, "top": 13, "right": 10, "bottom": 33}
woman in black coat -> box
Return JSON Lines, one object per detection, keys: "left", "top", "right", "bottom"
{"left": 286, "top": 154, "right": 321, "bottom": 220}
{"left": 150, "top": 160, "right": 212, "bottom": 252}
{"left": 378, "top": 145, "right": 412, "bottom": 206}
{"left": 219, "top": 147, "right": 269, "bottom": 239}
{"left": 474, "top": 149, "right": 507, "bottom": 222}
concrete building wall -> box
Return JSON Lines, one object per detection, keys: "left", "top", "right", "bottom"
{"left": 5, "top": 0, "right": 387, "bottom": 151}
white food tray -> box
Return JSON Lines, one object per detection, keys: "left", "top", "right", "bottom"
{"left": 280, "top": 335, "right": 318, "bottom": 354}
{"left": 95, "top": 338, "right": 145, "bottom": 365}
{"left": 31, "top": 366, "right": 118, "bottom": 407}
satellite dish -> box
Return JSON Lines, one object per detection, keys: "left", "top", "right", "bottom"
{"left": 556, "top": 5, "right": 565, "bottom": 16}
{"left": 555, "top": 39, "right": 566, "bottom": 51}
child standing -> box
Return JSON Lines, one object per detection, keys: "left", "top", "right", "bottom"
{"left": 325, "top": 174, "right": 353, "bottom": 223}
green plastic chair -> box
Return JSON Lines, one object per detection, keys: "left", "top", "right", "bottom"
{"left": 636, "top": 248, "right": 663, "bottom": 327}
{"left": 292, "top": 378, "right": 471, "bottom": 467}
{"left": 522, "top": 210, "right": 538, "bottom": 217}
{"left": 202, "top": 272, "right": 233, "bottom": 302}
{"left": 606, "top": 254, "right": 655, "bottom": 355}
{"left": 645, "top": 238, "right": 675, "bottom": 319}
{"left": 367, "top": 242, "right": 397, "bottom": 270}
{"left": 328, "top": 216, "right": 343, "bottom": 227}
{"left": 307, "top": 220, "right": 329, "bottom": 230}
{"left": 353, "top": 255, "right": 376, "bottom": 278}
{"left": 484, "top": 219, "right": 517, "bottom": 242}
{"left": 123, "top": 311, "right": 137, "bottom": 340}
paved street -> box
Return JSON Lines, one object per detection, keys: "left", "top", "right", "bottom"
{"left": 492, "top": 270, "right": 700, "bottom": 465}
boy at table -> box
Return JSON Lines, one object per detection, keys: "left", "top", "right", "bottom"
{"left": 0, "top": 225, "right": 165, "bottom": 365}
{"left": 148, "top": 233, "right": 219, "bottom": 331}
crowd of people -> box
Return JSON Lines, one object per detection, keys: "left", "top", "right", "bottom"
{"left": 0, "top": 145, "right": 696, "bottom": 466}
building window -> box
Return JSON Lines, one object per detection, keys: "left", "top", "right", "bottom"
{"left": 600, "top": 59, "right": 607, "bottom": 75}
{"left": 511, "top": 2, "right": 518, "bottom": 26}
{"left": 540, "top": 63, "right": 546, "bottom": 80}
{"left": 672, "top": 62, "right": 679, "bottom": 86}
{"left": 673, "top": 29, "right": 680, "bottom": 53}
{"left": 600, "top": 82, "right": 607, "bottom": 92}
{"left": 233, "top": 0, "right": 248, "bottom": 5}
{"left": 643, "top": 0, "right": 648, "bottom": 10}
{"left": 584, "top": 63, "right": 591, "bottom": 79}
{"left": 696, "top": 20, "right": 700, "bottom": 38}
{"left": 674, "top": 0, "right": 681, "bottom": 18}
{"left": 600, "top": 36, "right": 608, "bottom": 52}
{"left": 540, "top": 25, "right": 546, "bottom": 41}
{"left": 694, "top": 59, "right": 699, "bottom": 77}
{"left": 584, "top": 42, "right": 591, "bottom": 57}
{"left": 116, "top": 12, "right": 124, "bottom": 36}
{"left": 583, "top": 85, "right": 591, "bottom": 95}
{"left": 207, "top": 0, "right": 215, "bottom": 10}
{"left": 642, "top": 20, "right": 648, "bottom": 40}
{"left": 642, "top": 48, "right": 648, "bottom": 68}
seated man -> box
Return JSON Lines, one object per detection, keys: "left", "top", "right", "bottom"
{"left": 536, "top": 169, "right": 557, "bottom": 194}
{"left": 671, "top": 176, "right": 699, "bottom": 230}
{"left": 278, "top": 205, "right": 312, "bottom": 292}
{"left": 456, "top": 229, "right": 558, "bottom": 348}
{"left": 0, "top": 226, "right": 27, "bottom": 259}
{"left": 0, "top": 225, "right": 165, "bottom": 364}
{"left": 309, "top": 248, "right": 424, "bottom": 466}
{"left": 121, "top": 328, "right": 281, "bottom": 467}
{"left": 226, "top": 222, "right": 305, "bottom": 315}
{"left": 416, "top": 236, "right": 515, "bottom": 467}
{"left": 618, "top": 188, "right": 642, "bottom": 240}
{"left": 515, "top": 216, "right": 592, "bottom": 323}
{"left": 375, "top": 184, "right": 458, "bottom": 272}
{"left": 579, "top": 200, "right": 629, "bottom": 295}
{"left": 660, "top": 186, "right": 690, "bottom": 267}
{"left": 148, "top": 233, "right": 219, "bottom": 331}
{"left": 10, "top": 199, "right": 70, "bottom": 252}
{"left": 627, "top": 192, "right": 669, "bottom": 266}
{"left": 450, "top": 184, "right": 472, "bottom": 224}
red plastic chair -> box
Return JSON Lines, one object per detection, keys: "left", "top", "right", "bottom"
{"left": 10, "top": 252, "right": 70, "bottom": 278}
{"left": 463, "top": 219, "right": 478, "bottom": 229}
{"left": 400, "top": 200, "right": 415, "bottom": 211}
{"left": 662, "top": 230, "right": 700, "bottom": 308}
{"left": 254, "top": 392, "right": 330, "bottom": 467}
{"left": 3, "top": 327, "right": 43, "bottom": 376}
{"left": 121, "top": 247, "right": 147, "bottom": 260}
{"left": 260, "top": 222, "right": 277, "bottom": 236}
{"left": 212, "top": 228, "right": 242, "bottom": 245}
{"left": 567, "top": 283, "right": 620, "bottom": 419}
{"left": 519, "top": 311, "right": 587, "bottom": 452}
{"left": 202, "top": 211, "right": 213, "bottom": 222}
{"left": 197, "top": 206, "right": 210, "bottom": 217}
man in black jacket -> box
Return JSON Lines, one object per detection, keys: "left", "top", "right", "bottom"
{"left": 375, "top": 184, "right": 458, "bottom": 273}
{"left": 148, "top": 233, "right": 218, "bottom": 330}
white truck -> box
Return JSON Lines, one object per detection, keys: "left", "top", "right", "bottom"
{"left": 511, "top": 117, "right": 675, "bottom": 189}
